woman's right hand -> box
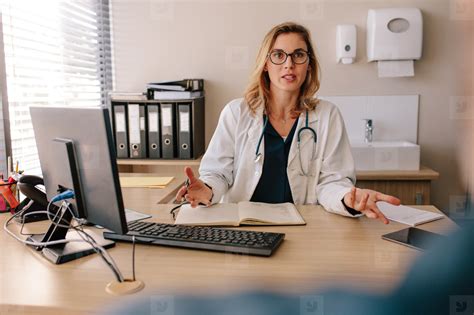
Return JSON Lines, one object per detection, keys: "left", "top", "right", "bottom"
{"left": 175, "top": 166, "right": 213, "bottom": 207}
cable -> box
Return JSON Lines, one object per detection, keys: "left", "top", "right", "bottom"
{"left": 3, "top": 210, "right": 84, "bottom": 247}
{"left": 132, "top": 235, "right": 136, "bottom": 281}
{"left": 46, "top": 200, "right": 124, "bottom": 282}
{"left": 4, "top": 192, "right": 125, "bottom": 282}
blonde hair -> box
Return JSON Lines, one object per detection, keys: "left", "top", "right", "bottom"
{"left": 244, "top": 22, "right": 321, "bottom": 116}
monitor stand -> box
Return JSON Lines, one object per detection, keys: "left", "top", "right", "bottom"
{"left": 25, "top": 137, "right": 143, "bottom": 294}
{"left": 26, "top": 202, "right": 115, "bottom": 264}
{"left": 26, "top": 138, "right": 115, "bottom": 264}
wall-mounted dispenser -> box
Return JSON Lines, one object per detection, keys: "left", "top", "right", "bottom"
{"left": 367, "top": 8, "right": 423, "bottom": 78}
{"left": 336, "top": 24, "right": 357, "bottom": 64}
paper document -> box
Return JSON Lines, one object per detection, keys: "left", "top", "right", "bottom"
{"left": 377, "top": 202, "right": 445, "bottom": 226}
{"left": 125, "top": 208, "right": 152, "bottom": 223}
{"left": 119, "top": 176, "right": 174, "bottom": 188}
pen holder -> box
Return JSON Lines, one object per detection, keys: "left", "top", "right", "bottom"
{"left": 0, "top": 180, "right": 20, "bottom": 213}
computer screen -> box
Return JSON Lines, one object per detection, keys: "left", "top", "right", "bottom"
{"left": 30, "top": 106, "right": 128, "bottom": 235}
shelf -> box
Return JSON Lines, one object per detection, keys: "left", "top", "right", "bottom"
{"left": 117, "top": 157, "right": 202, "bottom": 166}
{"left": 356, "top": 165, "right": 439, "bottom": 181}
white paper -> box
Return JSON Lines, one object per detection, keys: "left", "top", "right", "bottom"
{"left": 128, "top": 104, "right": 140, "bottom": 143}
{"left": 377, "top": 201, "right": 444, "bottom": 226}
{"left": 179, "top": 111, "right": 189, "bottom": 132}
{"left": 115, "top": 112, "right": 125, "bottom": 132}
{"left": 148, "top": 112, "right": 158, "bottom": 132}
{"left": 377, "top": 60, "right": 414, "bottom": 78}
{"left": 125, "top": 208, "right": 152, "bottom": 223}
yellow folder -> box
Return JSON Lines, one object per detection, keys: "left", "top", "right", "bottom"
{"left": 119, "top": 176, "right": 174, "bottom": 188}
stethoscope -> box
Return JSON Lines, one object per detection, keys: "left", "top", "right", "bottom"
{"left": 254, "top": 110, "right": 317, "bottom": 176}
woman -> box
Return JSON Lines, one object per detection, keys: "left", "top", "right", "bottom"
{"left": 176, "top": 22, "right": 400, "bottom": 223}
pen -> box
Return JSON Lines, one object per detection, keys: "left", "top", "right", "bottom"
{"left": 15, "top": 161, "right": 19, "bottom": 174}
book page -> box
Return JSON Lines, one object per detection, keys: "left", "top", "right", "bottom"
{"left": 377, "top": 201, "right": 445, "bottom": 226}
{"left": 174, "top": 203, "right": 240, "bottom": 226}
{"left": 238, "top": 201, "right": 305, "bottom": 225}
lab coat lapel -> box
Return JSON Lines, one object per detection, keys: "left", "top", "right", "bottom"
{"left": 247, "top": 106, "right": 265, "bottom": 159}
{"left": 288, "top": 110, "right": 318, "bottom": 167}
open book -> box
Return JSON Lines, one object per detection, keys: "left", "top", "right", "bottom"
{"left": 174, "top": 201, "right": 306, "bottom": 226}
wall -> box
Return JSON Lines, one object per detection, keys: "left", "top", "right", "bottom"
{"left": 111, "top": 0, "right": 473, "bottom": 212}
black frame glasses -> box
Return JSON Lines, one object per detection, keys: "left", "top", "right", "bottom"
{"left": 267, "top": 49, "right": 310, "bottom": 65}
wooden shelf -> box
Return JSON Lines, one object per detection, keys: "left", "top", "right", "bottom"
{"left": 117, "top": 157, "right": 202, "bottom": 166}
{"left": 356, "top": 165, "right": 439, "bottom": 181}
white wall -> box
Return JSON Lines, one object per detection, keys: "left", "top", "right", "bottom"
{"left": 111, "top": 0, "right": 473, "bottom": 212}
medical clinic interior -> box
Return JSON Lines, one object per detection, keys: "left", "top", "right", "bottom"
{"left": 0, "top": 0, "right": 473, "bottom": 314}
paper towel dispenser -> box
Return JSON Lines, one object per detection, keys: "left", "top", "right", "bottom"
{"left": 367, "top": 8, "right": 423, "bottom": 62}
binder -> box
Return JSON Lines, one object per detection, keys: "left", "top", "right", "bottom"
{"left": 160, "top": 103, "right": 176, "bottom": 158}
{"left": 150, "top": 90, "right": 204, "bottom": 100}
{"left": 147, "top": 104, "right": 161, "bottom": 158}
{"left": 177, "top": 102, "right": 192, "bottom": 159}
{"left": 112, "top": 103, "right": 128, "bottom": 158}
{"left": 146, "top": 79, "right": 204, "bottom": 92}
{"left": 128, "top": 103, "right": 146, "bottom": 158}
{"left": 189, "top": 97, "right": 205, "bottom": 159}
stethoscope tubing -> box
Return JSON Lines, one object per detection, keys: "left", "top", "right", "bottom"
{"left": 254, "top": 110, "right": 317, "bottom": 176}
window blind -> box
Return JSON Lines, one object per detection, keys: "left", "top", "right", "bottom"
{"left": 0, "top": 0, "right": 113, "bottom": 175}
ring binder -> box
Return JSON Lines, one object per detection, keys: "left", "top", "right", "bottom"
{"left": 128, "top": 103, "right": 146, "bottom": 158}
{"left": 112, "top": 103, "right": 129, "bottom": 158}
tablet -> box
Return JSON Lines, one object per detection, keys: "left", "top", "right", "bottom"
{"left": 382, "top": 227, "right": 446, "bottom": 251}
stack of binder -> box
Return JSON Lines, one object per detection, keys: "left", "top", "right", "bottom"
{"left": 146, "top": 79, "right": 204, "bottom": 100}
{"left": 111, "top": 97, "right": 205, "bottom": 159}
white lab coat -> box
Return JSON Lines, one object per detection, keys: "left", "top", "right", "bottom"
{"left": 199, "top": 98, "right": 359, "bottom": 217}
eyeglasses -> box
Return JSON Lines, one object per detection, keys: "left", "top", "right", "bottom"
{"left": 267, "top": 49, "right": 310, "bottom": 65}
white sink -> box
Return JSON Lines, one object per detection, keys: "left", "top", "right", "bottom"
{"left": 350, "top": 141, "right": 420, "bottom": 171}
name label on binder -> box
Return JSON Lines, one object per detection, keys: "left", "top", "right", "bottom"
{"left": 115, "top": 112, "right": 125, "bottom": 132}
{"left": 180, "top": 112, "right": 190, "bottom": 132}
{"left": 162, "top": 107, "right": 172, "bottom": 127}
{"left": 129, "top": 104, "right": 140, "bottom": 143}
{"left": 149, "top": 112, "right": 158, "bottom": 132}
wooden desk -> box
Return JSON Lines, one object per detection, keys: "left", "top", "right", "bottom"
{"left": 0, "top": 198, "right": 456, "bottom": 314}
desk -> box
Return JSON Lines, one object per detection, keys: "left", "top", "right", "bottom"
{"left": 0, "top": 193, "right": 456, "bottom": 314}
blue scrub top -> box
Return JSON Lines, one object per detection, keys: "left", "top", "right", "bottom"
{"left": 250, "top": 116, "right": 299, "bottom": 203}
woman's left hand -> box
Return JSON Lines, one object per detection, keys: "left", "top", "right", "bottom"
{"left": 343, "top": 187, "right": 401, "bottom": 224}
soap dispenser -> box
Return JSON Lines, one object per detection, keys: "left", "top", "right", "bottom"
{"left": 336, "top": 24, "right": 357, "bottom": 64}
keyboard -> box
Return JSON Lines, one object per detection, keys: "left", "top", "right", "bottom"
{"left": 103, "top": 221, "right": 285, "bottom": 256}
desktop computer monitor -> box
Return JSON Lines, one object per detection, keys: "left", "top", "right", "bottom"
{"left": 29, "top": 106, "right": 128, "bottom": 263}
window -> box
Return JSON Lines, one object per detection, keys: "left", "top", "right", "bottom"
{"left": 0, "top": 0, "right": 113, "bottom": 175}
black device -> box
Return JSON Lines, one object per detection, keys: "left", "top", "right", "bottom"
{"left": 382, "top": 227, "right": 446, "bottom": 251}
{"left": 15, "top": 175, "right": 59, "bottom": 223}
{"left": 29, "top": 106, "right": 129, "bottom": 264}
{"left": 104, "top": 221, "right": 285, "bottom": 257}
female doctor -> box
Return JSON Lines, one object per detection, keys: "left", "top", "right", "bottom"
{"left": 176, "top": 22, "right": 400, "bottom": 223}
